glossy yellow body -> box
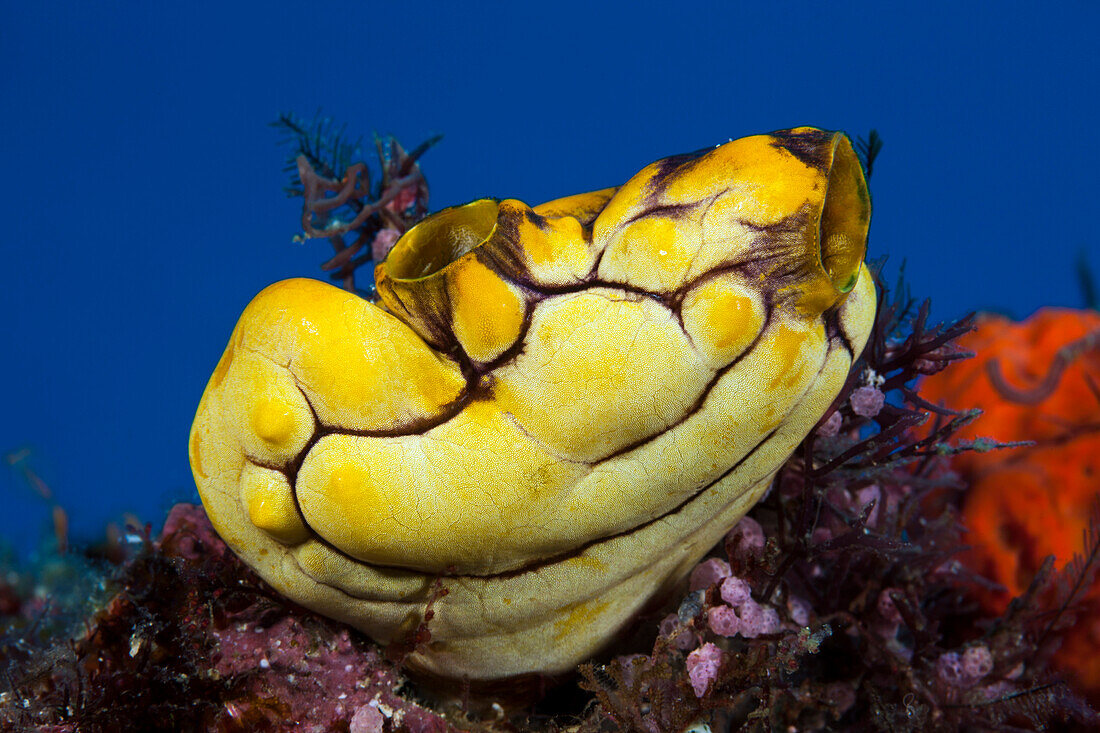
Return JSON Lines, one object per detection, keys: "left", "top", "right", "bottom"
{"left": 190, "top": 128, "right": 877, "bottom": 680}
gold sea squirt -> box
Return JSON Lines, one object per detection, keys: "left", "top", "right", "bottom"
{"left": 189, "top": 127, "right": 877, "bottom": 680}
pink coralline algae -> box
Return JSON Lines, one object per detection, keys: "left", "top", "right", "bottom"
{"left": 169, "top": 504, "right": 455, "bottom": 733}
{"left": 210, "top": 614, "right": 394, "bottom": 730}
{"left": 686, "top": 643, "right": 724, "bottom": 697}
{"left": 349, "top": 703, "right": 385, "bottom": 733}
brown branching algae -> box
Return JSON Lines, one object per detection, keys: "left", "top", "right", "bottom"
{"left": 188, "top": 127, "right": 877, "bottom": 680}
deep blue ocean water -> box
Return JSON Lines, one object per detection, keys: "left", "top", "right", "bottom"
{"left": 2, "top": 1, "right": 1098, "bottom": 557}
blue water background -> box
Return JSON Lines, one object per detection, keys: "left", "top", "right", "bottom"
{"left": 2, "top": 1, "right": 1098, "bottom": 556}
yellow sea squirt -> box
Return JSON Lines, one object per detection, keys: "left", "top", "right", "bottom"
{"left": 189, "top": 127, "right": 877, "bottom": 680}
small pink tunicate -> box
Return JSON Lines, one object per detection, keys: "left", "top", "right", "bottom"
{"left": 818, "top": 410, "right": 843, "bottom": 437}
{"left": 689, "top": 557, "right": 732, "bottom": 591}
{"left": 719, "top": 576, "right": 751, "bottom": 606}
{"left": 736, "top": 598, "right": 767, "bottom": 638}
{"left": 728, "top": 516, "right": 765, "bottom": 558}
{"left": 686, "top": 643, "right": 723, "bottom": 697}
{"left": 787, "top": 595, "right": 811, "bottom": 627}
{"left": 617, "top": 654, "right": 649, "bottom": 689}
{"left": 736, "top": 598, "right": 782, "bottom": 637}
{"left": 962, "top": 645, "right": 994, "bottom": 680}
{"left": 659, "top": 614, "right": 695, "bottom": 650}
{"left": 349, "top": 704, "right": 384, "bottom": 733}
{"left": 850, "top": 386, "right": 886, "bottom": 418}
{"left": 936, "top": 651, "right": 969, "bottom": 687}
{"left": 758, "top": 607, "right": 782, "bottom": 634}
{"left": 707, "top": 605, "right": 741, "bottom": 637}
